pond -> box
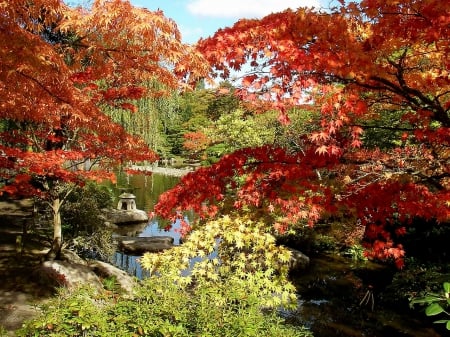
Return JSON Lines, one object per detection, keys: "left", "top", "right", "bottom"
{"left": 107, "top": 171, "right": 188, "bottom": 278}
{"left": 107, "top": 172, "right": 445, "bottom": 337}
{"left": 285, "top": 254, "right": 444, "bottom": 337}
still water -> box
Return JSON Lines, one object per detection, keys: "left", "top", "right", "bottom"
{"left": 108, "top": 172, "right": 186, "bottom": 278}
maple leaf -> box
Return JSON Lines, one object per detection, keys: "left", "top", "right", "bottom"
{"left": 351, "top": 139, "right": 362, "bottom": 148}
{"left": 310, "top": 131, "right": 330, "bottom": 143}
{"left": 315, "top": 145, "right": 328, "bottom": 155}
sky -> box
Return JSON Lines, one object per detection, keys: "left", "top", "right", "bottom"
{"left": 129, "top": 0, "right": 330, "bottom": 44}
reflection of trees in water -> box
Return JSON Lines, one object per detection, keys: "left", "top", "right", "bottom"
{"left": 111, "top": 219, "right": 184, "bottom": 278}
{"left": 108, "top": 173, "right": 189, "bottom": 278}
{"left": 114, "top": 251, "right": 151, "bottom": 279}
{"left": 113, "top": 172, "right": 180, "bottom": 212}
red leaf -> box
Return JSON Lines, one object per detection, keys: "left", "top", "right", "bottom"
{"left": 120, "top": 103, "right": 138, "bottom": 113}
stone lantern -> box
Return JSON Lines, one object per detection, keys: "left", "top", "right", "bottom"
{"left": 117, "top": 193, "right": 137, "bottom": 211}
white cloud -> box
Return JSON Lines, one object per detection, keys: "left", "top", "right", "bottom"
{"left": 179, "top": 25, "right": 204, "bottom": 41}
{"left": 187, "top": 0, "right": 321, "bottom": 19}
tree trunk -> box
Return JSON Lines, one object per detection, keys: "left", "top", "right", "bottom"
{"left": 47, "top": 197, "right": 62, "bottom": 260}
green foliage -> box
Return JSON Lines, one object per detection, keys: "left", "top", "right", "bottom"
{"left": 17, "top": 216, "right": 312, "bottom": 337}
{"left": 101, "top": 276, "right": 120, "bottom": 293}
{"left": 200, "top": 107, "right": 322, "bottom": 164}
{"left": 17, "top": 269, "right": 312, "bottom": 337}
{"left": 17, "top": 286, "right": 112, "bottom": 337}
{"left": 383, "top": 258, "right": 449, "bottom": 307}
{"left": 179, "top": 88, "right": 215, "bottom": 120}
{"left": 344, "top": 244, "right": 368, "bottom": 262}
{"left": 204, "top": 109, "right": 275, "bottom": 160}
{"left": 310, "top": 234, "right": 337, "bottom": 253}
{"left": 359, "top": 108, "right": 413, "bottom": 149}
{"left": 177, "top": 83, "right": 253, "bottom": 159}
{"left": 62, "top": 182, "right": 113, "bottom": 230}
{"left": 205, "top": 143, "right": 228, "bottom": 164}
{"left": 206, "top": 81, "right": 241, "bottom": 120}
{"left": 410, "top": 282, "right": 450, "bottom": 330}
{"left": 104, "top": 80, "right": 181, "bottom": 157}
{"left": 67, "top": 227, "right": 115, "bottom": 262}
{"left": 61, "top": 182, "right": 115, "bottom": 260}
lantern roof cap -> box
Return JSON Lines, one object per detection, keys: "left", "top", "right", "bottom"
{"left": 118, "top": 192, "right": 136, "bottom": 199}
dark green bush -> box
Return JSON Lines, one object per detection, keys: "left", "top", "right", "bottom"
{"left": 61, "top": 182, "right": 115, "bottom": 261}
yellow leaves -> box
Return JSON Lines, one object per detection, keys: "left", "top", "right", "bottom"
{"left": 235, "top": 238, "right": 245, "bottom": 249}
{"left": 140, "top": 215, "right": 297, "bottom": 309}
{"left": 278, "top": 249, "right": 292, "bottom": 263}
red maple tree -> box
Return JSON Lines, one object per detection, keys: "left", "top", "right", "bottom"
{"left": 0, "top": 0, "right": 208, "bottom": 257}
{"left": 155, "top": 0, "right": 449, "bottom": 268}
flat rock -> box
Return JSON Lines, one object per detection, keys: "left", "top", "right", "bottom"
{"left": 116, "top": 236, "right": 174, "bottom": 255}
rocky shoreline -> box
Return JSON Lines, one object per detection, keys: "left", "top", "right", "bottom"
{"left": 127, "top": 165, "right": 193, "bottom": 177}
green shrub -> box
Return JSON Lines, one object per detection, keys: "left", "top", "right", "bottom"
{"left": 141, "top": 216, "right": 298, "bottom": 309}
{"left": 61, "top": 182, "right": 113, "bottom": 236}
{"left": 0, "top": 325, "right": 8, "bottom": 337}
{"left": 343, "top": 244, "right": 368, "bottom": 262}
{"left": 17, "top": 277, "right": 312, "bottom": 337}
{"left": 62, "top": 182, "right": 115, "bottom": 260}
{"left": 410, "top": 282, "right": 450, "bottom": 331}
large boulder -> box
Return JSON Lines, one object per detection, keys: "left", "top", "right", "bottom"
{"left": 88, "top": 260, "right": 136, "bottom": 295}
{"left": 33, "top": 249, "right": 139, "bottom": 296}
{"left": 116, "top": 236, "right": 174, "bottom": 255}
{"left": 288, "top": 248, "right": 310, "bottom": 271}
{"left": 61, "top": 248, "right": 88, "bottom": 266}
{"left": 35, "top": 260, "right": 103, "bottom": 291}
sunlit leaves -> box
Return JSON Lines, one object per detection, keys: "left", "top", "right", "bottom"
{"left": 181, "top": 0, "right": 450, "bottom": 267}
{"left": 0, "top": 0, "right": 209, "bottom": 199}
{"left": 141, "top": 216, "right": 297, "bottom": 309}
{"left": 155, "top": 144, "right": 338, "bottom": 231}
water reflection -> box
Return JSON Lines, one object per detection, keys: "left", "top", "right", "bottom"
{"left": 107, "top": 172, "right": 187, "bottom": 277}
{"left": 112, "top": 222, "right": 148, "bottom": 237}
{"left": 113, "top": 218, "right": 183, "bottom": 278}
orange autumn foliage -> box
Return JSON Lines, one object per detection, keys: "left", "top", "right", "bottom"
{"left": 156, "top": 0, "right": 449, "bottom": 267}
{"left": 0, "top": 0, "right": 209, "bottom": 196}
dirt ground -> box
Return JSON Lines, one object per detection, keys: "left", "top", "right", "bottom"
{"left": 0, "top": 199, "right": 54, "bottom": 336}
